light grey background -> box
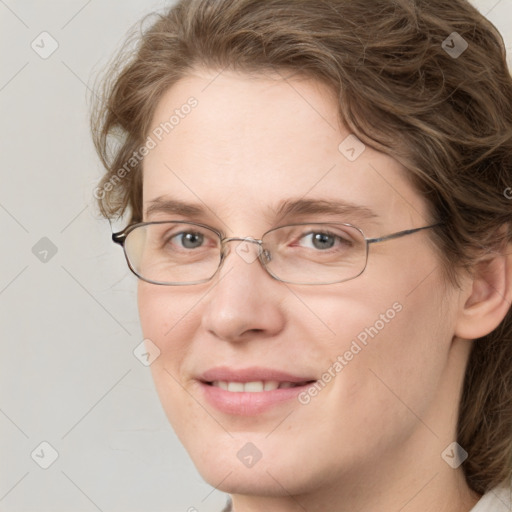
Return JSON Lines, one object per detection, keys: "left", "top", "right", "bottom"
{"left": 0, "top": 1, "right": 511, "bottom": 511}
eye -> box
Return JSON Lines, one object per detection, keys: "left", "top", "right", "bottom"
{"left": 298, "top": 230, "right": 353, "bottom": 251}
{"left": 169, "top": 231, "right": 206, "bottom": 249}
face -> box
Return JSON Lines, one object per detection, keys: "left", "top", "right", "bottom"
{"left": 138, "top": 69, "right": 467, "bottom": 498}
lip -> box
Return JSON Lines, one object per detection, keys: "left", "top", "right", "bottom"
{"left": 197, "top": 366, "right": 317, "bottom": 416}
{"left": 199, "top": 366, "right": 316, "bottom": 384}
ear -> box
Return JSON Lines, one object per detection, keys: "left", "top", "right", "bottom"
{"left": 455, "top": 243, "right": 512, "bottom": 340}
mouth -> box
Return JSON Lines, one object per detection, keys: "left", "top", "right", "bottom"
{"left": 197, "top": 367, "right": 318, "bottom": 415}
{"left": 204, "top": 380, "right": 316, "bottom": 392}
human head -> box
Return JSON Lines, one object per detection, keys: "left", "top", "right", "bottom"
{"left": 91, "top": 0, "right": 512, "bottom": 504}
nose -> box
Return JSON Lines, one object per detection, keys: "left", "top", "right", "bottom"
{"left": 200, "top": 238, "right": 286, "bottom": 343}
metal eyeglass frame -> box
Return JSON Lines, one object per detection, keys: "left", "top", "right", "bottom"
{"left": 112, "top": 220, "right": 443, "bottom": 286}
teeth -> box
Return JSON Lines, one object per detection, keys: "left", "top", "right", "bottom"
{"left": 211, "top": 380, "right": 301, "bottom": 392}
{"left": 243, "top": 381, "right": 265, "bottom": 392}
{"left": 227, "top": 382, "right": 245, "bottom": 392}
{"left": 264, "top": 381, "right": 280, "bottom": 391}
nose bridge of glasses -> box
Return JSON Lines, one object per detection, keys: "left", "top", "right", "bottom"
{"left": 222, "top": 236, "right": 262, "bottom": 244}
{"left": 221, "top": 236, "right": 270, "bottom": 265}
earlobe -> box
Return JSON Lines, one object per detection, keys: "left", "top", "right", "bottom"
{"left": 454, "top": 244, "right": 512, "bottom": 340}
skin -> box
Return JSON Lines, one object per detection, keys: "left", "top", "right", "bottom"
{"left": 137, "top": 68, "right": 511, "bottom": 512}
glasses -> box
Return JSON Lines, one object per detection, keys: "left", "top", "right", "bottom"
{"left": 112, "top": 220, "right": 441, "bottom": 286}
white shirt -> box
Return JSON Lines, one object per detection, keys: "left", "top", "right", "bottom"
{"left": 470, "top": 486, "right": 512, "bottom": 511}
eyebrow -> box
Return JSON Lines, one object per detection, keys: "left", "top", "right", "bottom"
{"left": 271, "top": 198, "right": 378, "bottom": 224}
{"left": 145, "top": 196, "right": 379, "bottom": 225}
{"left": 146, "top": 197, "right": 208, "bottom": 219}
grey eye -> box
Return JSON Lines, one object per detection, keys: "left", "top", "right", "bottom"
{"left": 299, "top": 231, "right": 345, "bottom": 251}
{"left": 174, "top": 232, "right": 205, "bottom": 249}
{"left": 308, "top": 232, "right": 335, "bottom": 250}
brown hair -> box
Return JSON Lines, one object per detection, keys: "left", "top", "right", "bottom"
{"left": 90, "top": 0, "right": 512, "bottom": 494}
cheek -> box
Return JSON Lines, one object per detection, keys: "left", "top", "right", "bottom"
{"left": 137, "top": 282, "right": 198, "bottom": 343}
{"left": 138, "top": 282, "right": 172, "bottom": 337}
{"left": 306, "top": 252, "right": 452, "bottom": 417}
{"left": 138, "top": 283, "right": 202, "bottom": 435}
{"left": 137, "top": 283, "right": 195, "bottom": 392}
{"left": 321, "top": 274, "right": 453, "bottom": 445}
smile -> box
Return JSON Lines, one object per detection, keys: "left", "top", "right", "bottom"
{"left": 208, "top": 380, "right": 312, "bottom": 392}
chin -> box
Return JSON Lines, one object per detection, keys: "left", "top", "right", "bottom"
{"left": 179, "top": 430, "right": 327, "bottom": 498}
{"left": 195, "top": 458, "right": 309, "bottom": 497}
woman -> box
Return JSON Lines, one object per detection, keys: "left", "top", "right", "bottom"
{"left": 91, "top": 0, "right": 512, "bottom": 510}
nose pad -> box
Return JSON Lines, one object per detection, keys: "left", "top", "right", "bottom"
{"left": 261, "top": 248, "right": 272, "bottom": 263}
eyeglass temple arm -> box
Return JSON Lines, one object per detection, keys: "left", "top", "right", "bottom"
{"left": 366, "top": 223, "right": 442, "bottom": 245}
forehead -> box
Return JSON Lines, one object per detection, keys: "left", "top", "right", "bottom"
{"left": 141, "top": 68, "right": 429, "bottom": 231}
